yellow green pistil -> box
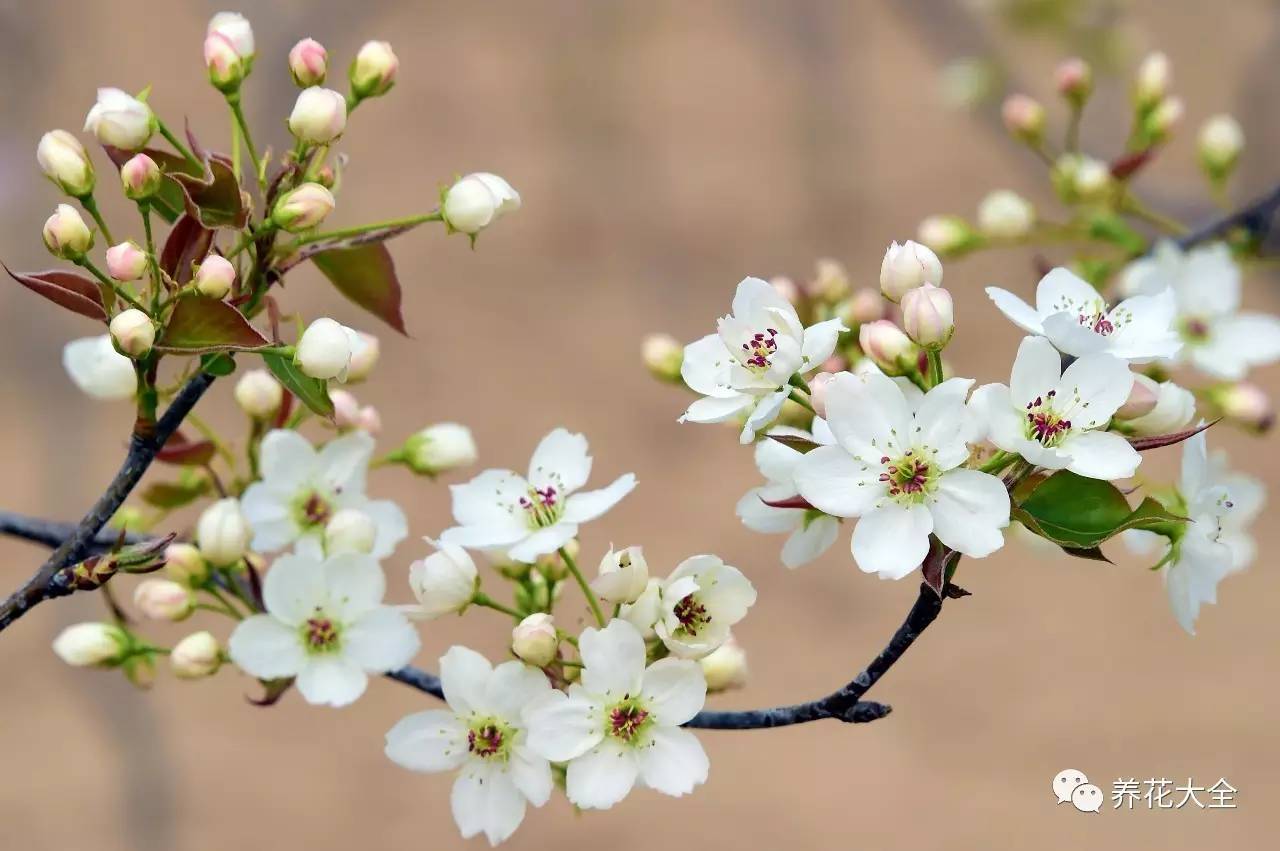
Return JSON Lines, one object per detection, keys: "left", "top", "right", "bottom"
{"left": 295, "top": 490, "right": 333, "bottom": 529}
{"left": 672, "top": 593, "right": 711, "bottom": 636}
{"left": 466, "top": 717, "right": 514, "bottom": 762}
{"left": 302, "top": 615, "right": 341, "bottom": 654}
{"left": 879, "top": 450, "right": 936, "bottom": 503}
{"left": 1024, "top": 391, "right": 1072, "bottom": 446}
{"left": 518, "top": 485, "right": 562, "bottom": 529}
{"left": 1179, "top": 316, "right": 1212, "bottom": 344}
{"left": 606, "top": 696, "right": 652, "bottom": 743}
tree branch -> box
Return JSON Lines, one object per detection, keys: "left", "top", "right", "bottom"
{"left": 0, "top": 372, "right": 215, "bottom": 633}
{"left": 0, "top": 512, "right": 144, "bottom": 554}
{"left": 1177, "top": 180, "right": 1280, "bottom": 248}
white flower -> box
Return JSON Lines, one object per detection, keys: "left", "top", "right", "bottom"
{"left": 655, "top": 555, "right": 757, "bottom": 658}
{"left": 795, "top": 371, "right": 1011, "bottom": 579}
{"left": 523, "top": 619, "right": 709, "bottom": 810}
{"left": 1117, "top": 376, "right": 1195, "bottom": 436}
{"left": 986, "top": 267, "right": 1180, "bottom": 362}
{"left": 1128, "top": 432, "right": 1263, "bottom": 634}
{"left": 591, "top": 546, "right": 649, "bottom": 604}
{"left": 385, "top": 647, "right": 553, "bottom": 845}
{"left": 228, "top": 552, "right": 419, "bottom": 707}
{"left": 1119, "top": 241, "right": 1280, "bottom": 379}
{"left": 442, "top": 173, "right": 521, "bottom": 235}
{"left": 407, "top": 539, "right": 479, "bottom": 620}
{"left": 240, "top": 429, "right": 407, "bottom": 558}
{"left": 618, "top": 578, "right": 661, "bottom": 637}
{"left": 971, "top": 336, "right": 1139, "bottom": 480}
{"left": 736, "top": 425, "right": 839, "bottom": 568}
{"left": 679, "top": 277, "right": 845, "bottom": 443}
{"left": 440, "top": 428, "right": 635, "bottom": 563}
{"left": 63, "top": 335, "right": 137, "bottom": 400}
{"left": 83, "top": 87, "right": 154, "bottom": 150}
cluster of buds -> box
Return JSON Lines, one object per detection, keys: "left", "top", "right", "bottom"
{"left": 879, "top": 241, "right": 953, "bottom": 350}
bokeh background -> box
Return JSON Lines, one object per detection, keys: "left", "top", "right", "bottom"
{"left": 2, "top": 1, "right": 1278, "bottom": 848}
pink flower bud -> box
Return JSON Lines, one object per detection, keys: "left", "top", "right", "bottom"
{"left": 1001, "top": 93, "right": 1046, "bottom": 143}
{"left": 811, "top": 257, "right": 851, "bottom": 302}
{"left": 901, "top": 283, "right": 954, "bottom": 349}
{"left": 121, "top": 153, "right": 162, "bottom": 200}
{"left": 1054, "top": 57, "right": 1093, "bottom": 104}
{"left": 284, "top": 36, "right": 327, "bottom": 87}
{"left": 133, "top": 578, "right": 194, "bottom": 621}
{"left": 345, "top": 331, "right": 380, "bottom": 382}
{"left": 356, "top": 405, "right": 382, "bottom": 435}
{"left": 204, "top": 32, "right": 246, "bottom": 93}
{"left": 194, "top": 254, "right": 236, "bottom": 299}
{"left": 164, "top": 542, "right": 208, "bottom": 586}
{"left": 859, "top": 320, "right": 915, "bottom": 371}
{"left": 512, "top": 613, "right": 558, "bottom": 667}
{"left": 170, "top": 631, "right": 222, "bottom": 679}
{"left": 841, "top": 287, "right": 887, "bottom": 326}
{"left": 106, "top": 241, "right": 148, "bottom": 281}
{"left": 770, "top": 275, "right": 802, "bottom": 306}
{"left": 808, "top": 372, "right": 837, "bottom": 418}
{"left": 272, "top": 182, "right": 335, "bottom": 232}
{"left": 109, "top": 308, "right": 155, "bottom": 358}
{"left": 330, "top": 389, "right": 361, "bottom": 429}
{"left": 206, "top": 12, "right": 255, "bottom": 61}
{"left": 42, "top": 203, "right": 93, "bottom": 259}
{"left": 880, "top": 239, "right": 943, "bottom": 302}
{"left": 287, "top": 86, "right": 347, "bottom": 143}
{"left": 1214, "top": 382, "right": 1273, "bottom": 432}
{"left": 37, "top": 129, "right": 95, "bottom": 197}
{"left": 1115, "top": 374, "right": 1160, "bottom": 420}
{"left": 350, "top": 40, "right": 399, "bottom": 99}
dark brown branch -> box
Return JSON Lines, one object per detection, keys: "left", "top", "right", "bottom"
{"left": 0, "top": 372, "right": 215, "bottom": 632}
{"left": 0, "top": 512, "right": 144, "bottom": 554}
{"left": 1177, "top": 181, "right": 1280, "bottom": 249}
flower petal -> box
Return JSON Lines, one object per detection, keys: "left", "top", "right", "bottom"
{"left": 522, "top": 686, "right": 602, "bottom": 761}
{"left": 384, "top": 709, "right": 468, "bottom": 773}
{"left": 358, "top": 498, "right": 409, "bottom": 559}
{"left": 637, "top": 726, "right": 709, "bottom": 798}
{"left": 1056, "top": 353, "right": 1133, "bottom": 428}
{"left": 1059, "top": 430, "right": 1141, "bottom": 480}
{"left": 323, "top": 553, "right": 386, "bottom": 620}
{"left": 781, "top": 515, "right": 840, "bottom": 568}
{"left": 824, "top": 371, "right": 912, "bottom": 460}
{"left": 1010, "top": 335, "right": 1063, "bottom": 408}
{"left": 565, "top": 738, "right": 639, "bottom": 810}
{"left": 579, "top": 619, "right": 646, "bottom": 698}
{"left": 800, "top": 318, "right": 846, "bottom": 368}
{"left": 315, "top": 430, "right": 374, "bottom": 496}
{"left": 562, "top": 474, "right": 636, "bottom": 524}
{"left": 506, "top": 522, "right": 579, "bottom": 563}
{"left": 484, "top": 660, "right": 553, "bottom": 722}
{"left": 985, "top": 287, "right": 1043, "bottom": 334}
{"left": 257, "top": 429, "right": 318, "bottom": 490}
{"left": 344, "top": 607, "right": 419, "bottom": 672}
{"left": 227, "top": 615, "right": 305, "bottom": 680}
{"left": 679, "top": 393, "right": 754, "bottom": 424}
{"left": 680, "top": 333, "right": 736, "bottom": 398}
{"left": 451, "top": 765, "right": 527, "bottom": 846}
{"left": 641, "top": 658, "right": 707, "bottom": 725}
{"left": 295, "top": 656, "right": 368, "bottom": 707}
{"left": 528, "top": 428, "right": 591, "bottom": 495}
{"left": 793, "top": 444, "right": 884, "bottom": 518}
{"left": 929, "top": 469, "right": 1009, "bottom": 558}
{"left": 851, "top": 503, "right": 933, "bottom": 579}
{"left": 440, "top": 645, "right": 494, "bottom": 716}
{"left": 262, "top": 552, "right": 327, "bottom": 626}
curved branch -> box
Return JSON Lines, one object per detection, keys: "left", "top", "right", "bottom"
{"left": 1177, "top": 180, "right": 1280, "bottom": 248}
{"left": 0, "top": 512, "right": 144, "bottom": 554}
{"left": 0, "top": 372, "right": 215, "bottom": 632}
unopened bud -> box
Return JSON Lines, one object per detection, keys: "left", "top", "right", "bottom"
{"left": 916, "top": 215, "right": 975, "bottom": 256}
{"left": 164, "top": 542, "right": 208, "bottom": 586}
{"left": 1072, "top": 155, "right": 1112, "bottom": 201}
{"left": 356, "top": 405, "right": 382, "bottom": 435}
{"left": 121, "top": 153, "right": 163, "bottom": 200}
{"left": 271, "top": 181, "right": 335, "bottom": 231}
{"left": 642, "top": 333, "right": 683, "bottom": 382}
{"left": 42, "top": 203, "right": 93, "bottom": 259}
{"left": 901, "top": 283, "right": 954, "bottom": 349}
{"left": 194, "top": 254, "right": 236, "bottom": 299}
{"left": 808, "top": 371, "right": 837, "bottom": 418}
{"left": 196, "top": 497, "right": 250, "bottom": 565}
{"left": 204, "top": 32, "right": 246, "bottom": 93}
{"left": 1002, "top": 93, "right": 1046, "bottom": 144}
{"left": 133, "top": 578, "right": 194, "bottom": 621}
{"left": 1213, "top": 382, "right": 1273, "bottom": 432}
{"left": 83, "top": 88, "right": 155, "bottom": 151}
{"left": 769, "top": 275, "right": 802, "bottom": 307}
{"left": 1120, "top": 379, "right": 1195, "bottom": 436}
{"left": 324, "top": 508, "right": 378, "bottom": 556}
{"left": 977, "top": 190, "right": 1035, "bottom": 239}
{"left": 402, "top": 423, "right": 478, "bottom": 475}
{"left": 879, "top": 239, "right": 943, "bottom": 302}
{"left": 295, "top": 317, "right": 357, "bottom": 380}
{"left": 350, "top": 40, "right": 399, "bottom": 100}
{"left": 1116, "top": 374, "right": 1160, "bottom": 420}
{"left": 171, "top": 631, "right": 222, "bottom": 679}
{"left": 288, "top": 38, "right": 328, "bottom": 87}
{"left": 106, "top": 240, "right": 148, "bottom": 281}
{"left": 1143, "top": 96, "right": 1184, "bottom": 144}
{"left": 511, "top": 613, "right": 558, "bottom": 667}
{"left": 811, "top": 257, "right": 851, "bottom": 303}
{"left": 109, "top": 309, "right": 155, "bottom": 358}
{"left": 536, "top": 538, "right": 578, "bottom": 582}
{"left": 37, "top": 129, "right": 95, "bottom": 197}
{"left": 1198, "top": 114, "right": 1243, "bottom": 181}
{"left": 859, "top": 320, "right": 915, "bottom": 372}
{"left": 699, "top": 635, "right": 748, "bottom": 692}
{"left": 207, "top": 12, "right": 255, "bottom": 64}
{"left": 1054, "top": 57, "right": 1093, "bottom": 106}
{"left": 288, "top": 87, "right": 347, "bottom": 144}
{"left": 234, "top": 368, "right": 282, "bottom": 419}
{"left": 330, "top": 388, "right": 361, "bottom": 429}
{"left": 591, "top": 546, "right": 649, "bottom": 604}
{"left": 1134, "top": 51, "right": 1170, "bottom": 109}
{"left": 442, "top": 173, "right": 521, "bottom": 236}
{"left": 53, "top": 622, "right": 127, "bottom": 667}
{"left": 345, "top": 331, "right": 380, "bottom": 382}
{"left": 840, "top": 288, "right": 887, "bottom": 327}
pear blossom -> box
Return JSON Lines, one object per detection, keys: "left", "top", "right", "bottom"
{"left": 1127, "top": 432, "right": 1262, "bottom": 634}
{"left": 240, "top": 429, "right": 407, "bottom": 558}
{"left": 795, "top": 371, "right": 1011, "bottom": 579}
{"left": 1115, "top": 376, "right": 1195, "bottom": 436}
{"left": 511, "top": 613, "right": 558, "bottom": 667}
{"left": 406, "top": 539, "right": 478, "bottom": 620}
{"left": 385, "top": 647, "right": 553, "bottom": 845}
{"left": 37, "top": 129, "right": 95, "bottom": 197}
{"left": 654, "top": 555, "right": 756, "bottom": 658}
{"left": 228, "top": 552, "right": 419, "bottom": 707}
{"left": 83, "top": 88, "right": 154, "bottom": 150}
{"left": 440, "top": 428, "right": 636, "bottom": 563}
{"left": 1119, "top": 241, "right": 1280, "bottom": 379}
{"left": 63, "top": 335, "right": 137, "bottom": 400}
{"left": 971, "top": 336, "right": 1139, "bottom": 480}
{"left": 590, "top": 546, "right": 649, "bottom": 604}
{"left": 736, "top": 424, "right": 839, "bottom": 569}
{"left": 679, "top": 277, "right": 846, "bottom": 443}
{"left": 523, "top": 619, "right": 709, "bottom": 810}
{"left": 986, "top": 267, "right": 1180, "bottom": 362}
{"left": 618, "top": 578, "right": 661, "bottom": 637}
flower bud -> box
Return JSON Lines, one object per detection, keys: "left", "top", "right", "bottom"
{"left": 164, "top": 542, "right": 208, "bottom": 586}
{"left": 591, "top": 546, "right": 649, "bottom": 604}
{"left": 196, "top": 497, "right": 250, "bottom": 565}
{"left": 233, "top": 368, "right": 282, "bottom": 419}
{"left": 1115, "top": 374, "right": 1160, "bottom": 421}
{"left": 170, "top": 631, "right": 222, "bottom": 679}
{"left": 1142, "top": 96, "right": 1184, "bottom": 144}
{"left": 53, "top": 622, "right": 127, "bottom": 667}
{"left": 977, "top": 190, "right": 1035, "bottom": 239}
{"left": 324, "top": 508, "right": 377, "bottom": 556}
{"left": 839, "top": 288, "right": 887, "bottom": 327}
{"left": 204, "top": 32, "right": 245, "bottom": 93}
{"left": 345, "top": 331, "right": 380, "bottom": 382}
{"left": 272, "top": 182, "right": 335, "bottom": 231}
{"left": 1212, "top": 382, "right": 1273, "bottom": 432}
{"left": 1121, "top": 379, "right": 1196, "bottom": 436}
{"left": 535, "top": 538, "right": 578, "bottom": 582}
{"left": 83, "top": 87, "right": 155, "bottom": 151}
{"left": 37, "top": 130, "right": 95, "bottom": 197}
{"left": 194, "top": 254, "right": 236, "bottom": 299}
{"left": 916, "top": 215, "right": 975, "bottom": 256}
{"left": 811, "top": 257, "right": 851, "bottom": 303}
{"left": 106, "top": 241, "right": 148, "bottom": 281}
{"left": 808, "top": 371, "right": 837, "bottom": 418}
{"left": 879, "top": 239, "right": 942, "bottom": 302}
{"left": 1001, "top": 93, "right": 1046, "bottom": 144}
{"left": 512, "top": 613, "right": 558, "bottom": 667}
{"left": 769, "top": 276, "right": 802, "bottom": 307}
{"left": 409, "top": 542, "right": 479, "bottom": 619}
{"left": 859, "top": 320, "right": 915, "bottom": 372}
{"left": 288, "top": 38, "right": 328, "bottom": 87}
{"left": 1072, "top": 155, "right": 1112, "bottom": 201}
{"left": 133, "top": 578, "right": 194, "bottom": 621}
{"left": 699, "top": 635, "right": 748, "bottom": 692}
{"left": 403, "top": 423, "right": 478, "bottom": 475}
{"left": 901, "top": 283, "right": 954, "bottom": 349}
{"left": 109, "top": 309, "right": 155, "bottom": 358}
{"left": 1198, "top": 115, "right": 1243, "bottom": 181}
{"left": 121, "top": 153, "right": 163, "bottom": 200}
{"left": 287, "top": 87, "right": 347, "bottom": 144}
{"left": 42, "top": 203, "right": 93, "bottom": 259}
{"left": 350, "top": 40, "right": 399, "bottom": 100}
{"left": 356, "top": 405, "right": 383, "bottom": 435}
{"left": 295, "top": 317, "right": 357, "bottom": 380}
{"left": 442, "top": 173, "right": 521, "bottom": 235}
{"left": 330, "top": 388, "right": 361, "bottom": 429}
{"left": 1054, "top": 57, "right": 1093, "bottom": 106}
{"left": 1134, "top": 51, "right": 1170, "bottom": 109}
{"left": 207, "top": 12, "right": 255, "bottom": 63}
{"left": 642, "top": 333, "right": 683, "bottom": 383}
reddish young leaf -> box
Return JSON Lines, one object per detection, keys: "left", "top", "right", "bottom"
{"left": 157, "top": 296, "right": 270, "bottom": 353}
{"left": 760, "top": 494, "right": 815, "bottom": 510}
{"left": 1110, "top": 147, "right": 1157, "bottom": 181}
{"left": 172, "top": 154, "right": 251, "bottom": 230}
{"left": 308, "top": 242, "right": 408, "bottom": 335}
{"left": 3, "top": 263, "right": 107, "bottom": 321}
{"left": 159, "top": 214, "right": 214, "bottom": 285}
{"left": 1128, "top": 419, "right": 1218, "bottom": 452}
{"left": 767, "top": 433, "right": 820, "bottom": 453}
{"left": 156, "top": 430, "right": 217, "bottom": 466}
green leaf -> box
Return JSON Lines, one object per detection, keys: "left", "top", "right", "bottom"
{"left": 3, "top": 263, "right": 107, "bottom": 322}
{"left": 309, "top": 242, "right": 408, "bottom": 335}
{"left": 171, "top": 154, "right": 251, "bottom": 230}
{"left": 1013, "top": 470, "right": 1184, "bottom": 551}
{"left": 141, "top": 478, "right": 210, "bottom": 509}
{"left": 158, "top": 296, "right": 269, "bottom": 354}
{"left": 200, "top": 352, "right": 237, "bottom": 376}
{"left": 104, "top": 146, "right": 203, "bottom": 224}
{"left": 261, "top": 351, "right": 334, "bottom": 419}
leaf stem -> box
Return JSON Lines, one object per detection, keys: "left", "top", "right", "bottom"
{"left": 559, "top": 546, "right": 606, "bottom": 628}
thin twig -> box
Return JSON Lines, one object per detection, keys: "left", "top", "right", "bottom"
{"left": 1177, "top": 180, "right": 1280, "bottom": 248}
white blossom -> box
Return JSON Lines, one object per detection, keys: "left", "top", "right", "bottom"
{"left": 83, "top": 87, "right": 154, "bottom": 150}
{"left": 406, "top": 539, "right": 479, "bottom": 620}
{"left": 736, "top": 424, "right": 839, "bottom": 568}
{"left": 654, "top": 555, "right": 756, "bottom": 658}
{"left": 590, "top": 546, "right": 649, "bottom": 604}
{"left": 63, "top": 335, "right": 137, "bottom": 400}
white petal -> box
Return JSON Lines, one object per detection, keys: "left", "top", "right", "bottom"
{"left": 509, "top": 746, "right": 554, "bottom": 807}
{"left": 680, "top": 333, "right": 736, "bottom": 397}
{"left": 343, "top": 607, "right": 419, "bottom": 672}
{"left": 262, "top": 552, "right": 327, "bottom": 626}
{"left": 800, "top": 318, "right": 846, "bottom": 368}
{"left": 257, "top": 429, "right": 318, "bottom": 490}
{"left": 824, "top": 372, "right": 912, "bottom": 460}
{"left": 358, "top": 499, "right": 409, "bottom": 559}
{"left": 1056, "top": 353, "right": 1133, "bottom": 428}
{"left": 929, "top": 469, "right": 1009, "bottom": 558}
{"left": 1104, "top": 289, "right": 1182, "bottom": 363}
{"left": 227, "top": 615, "right": 305, "bottom": 680}
{"left": 754, "top": 431, "right": 805, "bottom": 482}
{"left": 562, "top": 474, "right": 636, "bottom": 523}
{"left": 1042, "top": 311, "right": 1112, "bottom": 358}
{"left": 384, "top": 710, "right": 468, "bottom": 773}
{"left": 565, "top": 739, "right": 639, "bottom": 810}
{"left": 579, "top": 619, "right": 646, "bottom": 698}
{"left": 506, "top": 523, "right": 578, "bottom": 563}
{"left": 679, "top": 393, "right": 754, "bottom": 424}
{"left": 985, "top": 287, "right": 1043, "bottom": 334}
{"left": 62, "top": 335, "right": 137, "bottom": 400}
{"left": 697, "top": 562, "right": 757, "bottom": 625}
{"left": 736, "top": 485, "right": 801, "bottom": 534}
{"left": 637, "top": 726, "right": 709, "bottom": 797}
{"left": 483, "top": 660, "right": 553, "bottom": 722}
{"left": 315, "top": 430, "right": 374, "bottom": 496}
{"left": 641, "top": 658, "right": 707, "bottom": 725}
{"left": 1035, "top": 267, "right": 1102, "bottom": 317}
{"left": 241, "top": 483, "right": 300, "bottom": 552}
{"left": 295, "top": 656, "right": 368, "bottom": 707}
{"left": 1009, "top": 336, "right": 1063, "bottom": 408}
{"left": 528, "top": 428, "right": 592, "bottom": 494}
{"left": 1179, "top": 242, "right": 1240, "bottom": 317}
{"left": 781, "top": 515, "right": 839, "bottom": 568}
{"left": 912, "top": 377, "right": 975, "bottom": 469}
{"left": 451, "top": 765, "right": 527, "bottom": 846}
{"left": 793, "top": 445, "right": 884, "bottom": 518}
{"left": 740, "top": 388, "right": 790, "bottom": 443}
{"left": 851, "top": 503, "right": 933, "bottom": 579}
{"left": 440, "top": 645, "right": 494, "bottom": 716}
{"left": 522, "top": 687, "right": 602, "bottom": 762}
{"left": 322, "top": 552, "right": 386, "bottom": 620}
{"left": 732, "top": 277, "right": 802, "bottom": 338}
{"left": 1059, "top": 430, "right": 1141, "bottom": 480}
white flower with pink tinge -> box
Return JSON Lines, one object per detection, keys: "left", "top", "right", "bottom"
{"left": 440, "top": 428, "right": 635, "bottom": 563}
{"left": 680, "top": 277, "right": 845, "bottom": 443}
{"left": 986, "top": 267, "right": 1181, "bottom": 363}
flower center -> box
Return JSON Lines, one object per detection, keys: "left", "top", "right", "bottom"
{"left": 1025, "top": 391, "right": 1072, "bottom": 446}
{"left": 519, "top": 486, "right": 562, "bottom": 528}
{"left": 296, "top": 491, "right": 333, "bottom": 528}
{"left": 1180, "top": 316, "right": 1211, "bottom": 344}
{"left": 740, "top": 328, "right": 779, "bottom": 373}
{"left": 465, "top": 717, "right": 513, "bottom": 761}
{"left": 879, "top": 450, "right": 936, "bottom": 503}
{"left": 606, "top": 696, "right": 652, "bottom": 743}
{"left": 673, "top": 593, "right": 711, "bottom": 635}
{"left": 302, "top": 615, "right": 341, "bottom": 653}
{"left": 1078, "top": 309, "right": 1114, "bottom": 336}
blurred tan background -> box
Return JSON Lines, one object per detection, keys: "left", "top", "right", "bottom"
{"left": 2, "top": 1, "right": 1279, "bottom": 848}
